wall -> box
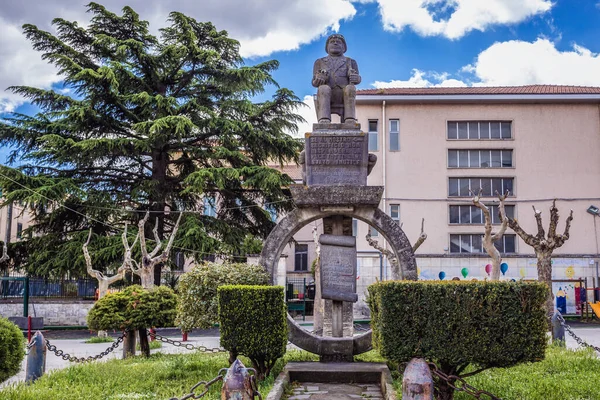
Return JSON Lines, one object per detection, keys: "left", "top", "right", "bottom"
{"left": 0, "top": 300, "right": 94, "bottom": 326}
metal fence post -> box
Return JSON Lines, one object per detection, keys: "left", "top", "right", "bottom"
{"left": 25, "top": 331, "right": 46, "bottom": 383}
{"left": 23, "top": 276, "right": 29, "bottom": 317}
{"left": 552, "top": 310, "right": 566, "bottom": 346}
{"left": 402, "top": 358, "right": 434, "bottom": 400}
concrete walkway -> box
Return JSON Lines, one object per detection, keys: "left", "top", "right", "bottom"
{"left": 287, "top": 383, "right": 382, "bottom": 400}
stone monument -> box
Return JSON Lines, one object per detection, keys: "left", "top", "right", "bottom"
{"left": 260, "top": 34, "right": 417, "bottom": 362}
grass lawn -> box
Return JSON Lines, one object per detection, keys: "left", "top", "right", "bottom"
{"left": 1, "top": 345, "right": 598, "bottom": 399}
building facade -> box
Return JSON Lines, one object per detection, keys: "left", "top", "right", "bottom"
{"left": 283, "top": 85, "right": 600, "bottom": 315}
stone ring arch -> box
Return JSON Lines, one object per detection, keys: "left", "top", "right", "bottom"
{"left": 259, "top": 205, "right": 417, "bottom": 356}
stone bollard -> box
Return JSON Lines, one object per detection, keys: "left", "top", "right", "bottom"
{"left": 25, "top": 331, "right": 46, "bottom": 383}
{"left": 551, "top": 310, "right": 565, "bottom": 346}
{"left": 221, "top": 359, "right": 256, "bottom": 400}
{"left": 402, "top": 358, "right": 434, "bottom": 400}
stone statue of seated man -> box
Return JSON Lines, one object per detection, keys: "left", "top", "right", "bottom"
{"left": 312, "top": 34, "right": 361, "bottom": 123}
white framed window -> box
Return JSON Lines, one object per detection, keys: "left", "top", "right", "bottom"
{"left": 450, "top": 234, "right": 516, "bottom": 253}
{"left": 390, "top": 204, "right": 400, "bottom": 223}
{"left": 447, "top": 121, "right": 512, "bottom": 140}
{"left": 449, "top": 205, "right": 515, "bottom": 224}
{"left": 448, "top": 150, "right": 513, "bottom": 168}
{"left": 294, "top": 244, "right": 309, "bottom": 271}
{"left": 352, "top": 219, "right": 358, "bottom": 237}
{"left": 369, "top": 226, "right": 379, "bottom": 237}
{"left": 368, "top": 120, "right": 378, "bottom": 151}
{"left": 448, "top": 177, "right": 514, "bottom": 197}
{"left": 389, "top": 119, "right": 400, "bottom": 151}
{"left": 16, "top": 222, "right": 23, "bottom": 239}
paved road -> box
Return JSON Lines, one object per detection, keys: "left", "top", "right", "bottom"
{"left": 2, "top": 323, "right": 599, "bottom": 390}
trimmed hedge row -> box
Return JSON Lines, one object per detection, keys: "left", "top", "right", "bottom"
{"left": 218, "top": 285, "right": 287, "bottom": 379}
{"left": 0, "top": 317, "right": 24, "bottom": 383}
{"left": 87, "top": 285, "right": 177, "bottom": 331}
{"left": 368, "top": 281, "right": 548, "bottom": 370}
{"left": 176, "top": 262, "right": 270, "bottom": 331}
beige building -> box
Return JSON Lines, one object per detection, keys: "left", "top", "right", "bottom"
{"left": 283, "top": 85, "right": 600, "bottom": 313}
{"left": 0, "top": 201, "right": 32, "bottom": 246}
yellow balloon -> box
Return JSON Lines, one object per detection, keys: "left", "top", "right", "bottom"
{"left": 519, "top": 268, "right": 526, "bottom": 278}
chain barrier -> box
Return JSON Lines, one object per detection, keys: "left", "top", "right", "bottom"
{"left": 555, "top": 312, "right": 600, "bottom": 354}
{"left": 169, "top": 369, "right": 227, "bottom": 400}
{"left": 426, "top": 362, "right": 502, "bottom": 400}
{"left": 147, "top": 330, "right": 226, "bottom": 353}
{"left": 45, "top": 332, "right": 127, "bottom": 363}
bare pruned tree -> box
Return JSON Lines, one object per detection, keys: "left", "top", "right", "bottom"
{"left": 133, "top": 211, "right": 183, "bottom": 289}
{"left": 0, "top": 242, "right": 9, "bottom": 264}
{"left": 366, "top": 218, "right": 427, "bottom": 280}
{"left": 507, "top": 199, "right": 573, "bottom": 313}
{"left": 471, "top": 189, "right": 509, "bottom": 281}
{"left": 83, "top": 225, "right": 138, "bottom": 299}
{"left": 312, "top": 225, "right": 323, "bottom": 335}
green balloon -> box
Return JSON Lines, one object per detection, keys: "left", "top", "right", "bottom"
{"left": 461, "top": 267, "right": 469, "bottom": 279}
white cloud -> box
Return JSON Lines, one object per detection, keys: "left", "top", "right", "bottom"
{"left": 0, "top": 0, "right": 358, "bottom": 110}
{"left": 373, "top": 69, "right": 468, "bottom": 88}
{"left": 291, "top": 95, "right": 317, "bottom": 138}
{"left": 0, "top": 17, "right": 61, "bottom": 113}
{"left": 470, "top": 39, "right": 600, "bottom": 86}
{"left": 372, "top": 0, "right": 553, "bottom": 39}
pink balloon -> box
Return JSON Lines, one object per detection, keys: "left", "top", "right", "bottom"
{"left": 485, "top": 264, "right": 492, "bottom": 275}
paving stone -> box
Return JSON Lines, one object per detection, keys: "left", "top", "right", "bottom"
{"left": 306, "top": 385, "right": 320, "bottom": 391}
{"left": 288, "top": 395, "right": 311, "bottom": 400}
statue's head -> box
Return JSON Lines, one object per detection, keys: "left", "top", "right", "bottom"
{"left": 326, "top": 34, "right": 347, "bottom": 56}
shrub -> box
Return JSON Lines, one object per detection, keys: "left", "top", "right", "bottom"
{"left": 368, "top": 281, "right": 548, "bottom": 400}
{"left": 87, "top": 285, "right": 177, "bottom": 332}
{"left": 218, "top": 285, "right": 287, "bottom": 379}
{"left": 176, "top": 262, "right": 269, "bottom": 331}
{"left": 0, "top": 317, "right": 25, "bottom": 383}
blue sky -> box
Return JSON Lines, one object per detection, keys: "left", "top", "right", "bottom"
{"left": 2, "top": 0, "right": 600, "bottom": 161}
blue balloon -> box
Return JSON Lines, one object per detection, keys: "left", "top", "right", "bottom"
{"left": 500, "top": 263, "right": 509, "bottom": 275}
{"left": 439, "top": 271, "right": 446, "bottom": 280}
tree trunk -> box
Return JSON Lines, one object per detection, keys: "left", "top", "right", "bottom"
{"left": 138, "top": 328, "right": 150, "bottom": 357}
{"left": 537, "top": 251, "right": 554, "bottom": 316}
{"left": 150, "top": 148, "right": 168, "bottom": 287}
{"left": 123, "top": 329, "right": 137, "bottom": 358}
{"left": 137, "top": 269, "right": 155, "bottom": 289}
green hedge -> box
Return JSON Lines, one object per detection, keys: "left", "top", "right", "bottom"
{"left": 87, "top": 285, "right": 177, "bottom": 332}
{"left": 368, "top": 281, "right": 548, "bottom": 371}
{"left": 176, "top": 262, "right": 270, "bottom": 331}
{"left": 0, "top": 317, "right": 25, "bottom": 383}
{"left": 218, "top": 285, "right": 287, "bottom": 379}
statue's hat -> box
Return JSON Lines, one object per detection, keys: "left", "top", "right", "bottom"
{"left": 326, "top": 34, "right": 347, "bottom": 53}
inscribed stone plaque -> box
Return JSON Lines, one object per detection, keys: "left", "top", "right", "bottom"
{"left": 305, "top": 132, "right": 368, "bottom": 186}
{"left": 319, "top": 234, "right": 358, "bottom": 302}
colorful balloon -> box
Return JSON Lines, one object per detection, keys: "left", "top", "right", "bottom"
{"left": 439, "top": 271, "right": 446, "bottom": 280}
{"left": 485, "top": 264, "right": 492, "bottom": 276}
{"left": 500, "top": 262, "right": 509, "bottom": 275}
{"left": 461, "top": 267, "right": 469, "bottom": 279}
{"left": 519, "top": 268, "right": 526, "bottom": 278}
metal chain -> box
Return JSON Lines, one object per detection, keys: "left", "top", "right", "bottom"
{"left": 398, "top": 362, "right": 502, "bottom": 400}
{"left": 169, "top": 369, "right": 226, "bottom": 400}
{"left": 147, "top": 330, "right": 226, "bottom": 353}
{"left": 45, "top": 332, "right": 127, "bottom": 363}
{"left": 555, "top": 312, "right": 600, "bottom": 354}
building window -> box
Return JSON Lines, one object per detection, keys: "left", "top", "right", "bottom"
{"left": 369, "top": 226, "right": 379, "bottom": 237}
{"left": 390, "top": 204, "right": 400, "bottom": 223}
{"left": 352, "top": 219, "right": 358, "bottom": 237}
{"left": 16, "top": 223, "right": 23, "bottom": 239}
{"left": 173, "top": 252, "right": 185, "bottom": 270}
{"left": 389, "top": 119, "right": 400, "bottom": 151}
{"left": 448, "top": 178, "right": 514, "bottom": 197}
{"left": 203, "top": 196, "right": 216, "bottom": 217}
{"left": 448, "top": 150, "right": 513, "bottom": 168}
{"left": 447, "top": 121, "right": 512, "bottom": 140}
{"left": 449, "top": 205, "right": 515, "bottom": 224}
{"left": 294, "top": 244, "right": 308, "bottom": 271}
{"left": 368, "top": 120, "right": 378, "bottom": 151}
{"left": 450, "top": 234, "right": 516, "bottom": 253}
